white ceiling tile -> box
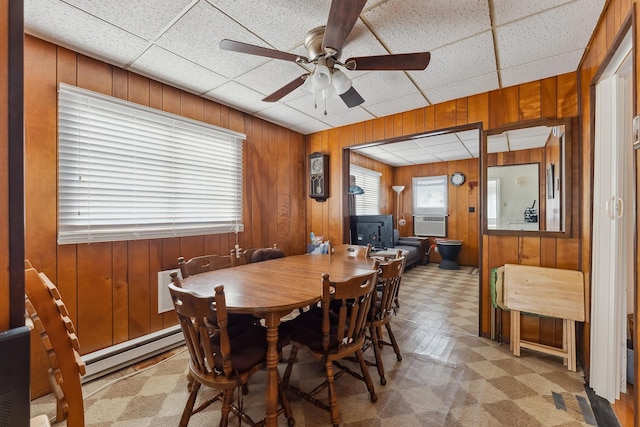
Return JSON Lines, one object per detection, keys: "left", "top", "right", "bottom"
{"left": 155, "top": 1, "right": 270, "bottom": 78}
{"left": 425, "top": 72, "right": 499, "bottom": 105}
{"left": 204, "top": 81, "right": 267, "bottom": 114}
{"left": 320, "top": 108, "right": 376, "bottom": 129}
{"left": 404, "top": 153, "right": 439, "bottom": 164}
{"left": 436, "top": 151, "right": 473, "bottom": 161}
{"left": 62, "top": 0, "right": 194, "bottom": 40}
{"left": 365, "top": 93, "right": 428, "bottom": 118}
{"left": 211, "top": 0, "right": 330, "bottom": 52}
{"left": 458, "top": 129, "right": 481, "bottom": 142}
{"left": 25, "top": 0, "right": 149, "bottom": 67}
{"left": 492, "top": 0, "right": 572, "bottom": 26}
{"left": 234, "top": 60, "right": 310, "bottom": 100}
{"left": 131, "top": 45, "right": 227, "bottom": 95}
{"left": 363, "top": 0, "right": 491, "bottom": 52}
{"left": 496, "top": 1, "right": 604, "bottom": 69}
{"left": 351, "top": 72, "right": 420, "bottom": 106}
{"left": 426, "top": 141, "right": 465, "bottom": 154}
{"left": 500, "top": 50, "right": 584, "bottom": 87}
{"left": 253, "top": 103, "right": 319, "bottom": 127}
{"left": 410, "top": 31, "right": 496, "bottom": 90}
{"left": 382, "top": 140, "right": 420, "bottom": 151}
{"left": 289, "top": 120, "right": 332, "bottom": 135}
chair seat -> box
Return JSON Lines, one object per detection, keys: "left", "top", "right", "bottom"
{"left": 211, "top": 324, "right": 268, "bottom": 373}
{"left": 282, "top": 308, "right": 340, "bottom": 352}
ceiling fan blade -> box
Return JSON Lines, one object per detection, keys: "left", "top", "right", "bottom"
{"left": 340, "top": 86, "right": 365, "bottom": 108}
{"left": 262, "top": 74, "right": 309, "bottom": 102}
{"left": 322, "top": 0, "right": 367, "bottom": 55}
{"left": 345, "top": 52, "right": 431, "bottom": 71}
{"left": 220, "top": 39, "right": 303, "bottom": 63}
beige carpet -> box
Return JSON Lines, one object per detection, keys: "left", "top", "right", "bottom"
{"left": 31, "top": 264, "right": 597, "bottom": 426}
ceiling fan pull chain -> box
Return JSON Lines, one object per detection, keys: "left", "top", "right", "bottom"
{"left": 323, "top": 89, "right": 327, "bottom": 116}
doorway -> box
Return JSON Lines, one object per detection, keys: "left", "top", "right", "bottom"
{"left": 590, "top": 27, "right": 634, "bottom": 403}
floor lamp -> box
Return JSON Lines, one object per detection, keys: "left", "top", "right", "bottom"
{"left": 392, "top": 185, "right": 406, "bottom": 229}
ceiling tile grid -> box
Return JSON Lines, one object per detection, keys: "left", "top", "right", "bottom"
{"left": 24, "top": 0, "right": 606, "bottom": 163}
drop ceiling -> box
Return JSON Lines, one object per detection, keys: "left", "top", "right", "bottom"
{"left": 24, "top": 0, "right": 604, "bottom": 165}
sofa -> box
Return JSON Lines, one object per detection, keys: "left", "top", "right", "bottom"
{"left": 391, "top": 230, "right": 429, "bottom": 267}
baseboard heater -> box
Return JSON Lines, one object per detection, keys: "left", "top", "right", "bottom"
{"left": 81, "top": 325, "right": 184, "bottom": 383}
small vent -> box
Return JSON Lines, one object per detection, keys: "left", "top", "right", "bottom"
{"left": 158, "top": 269, "right": 181, "bottom": 314}
{"left": 414, "top": 216, "right": 446, "bottom": 237}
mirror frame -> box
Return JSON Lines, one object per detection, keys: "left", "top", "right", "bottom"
{"left": 342, "top": 122, "right": 484, "bottom": 244}
{"left": 482, "top": 117, "right": 573, "bottom": 237}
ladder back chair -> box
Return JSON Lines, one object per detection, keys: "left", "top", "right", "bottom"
{"left": 238, "top": 243, "right": 286, "bottom": 265}
{"left": 178, "top": 253, "right": 235, "bottom": 278}
{"left": 366, "top": 255, "right": 406, "bottom": 385}
{"left": 281, "top": 263, "right": 380, "bottom": 427}
{"left": 169, "top": 283, "right": 294, "bottom": 427}
{"left": 330, "top": 243, "right": 371, "bottom": 259}
{"left": 25, "top": 261, "right": 85, "bottom": 427}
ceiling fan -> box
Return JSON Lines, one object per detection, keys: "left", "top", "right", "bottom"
{"left": 219, "top": 0, "right": 431, "bottom": 112}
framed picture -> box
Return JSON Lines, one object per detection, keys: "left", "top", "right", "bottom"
{"left": 546, "top": 164, "right": 554, "bottom": 199}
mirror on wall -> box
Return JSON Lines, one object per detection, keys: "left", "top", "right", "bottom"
{"left": 482, "top": 118, "right": 572, "bottom": 235}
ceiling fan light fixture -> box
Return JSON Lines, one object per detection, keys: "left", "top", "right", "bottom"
{"left": 332, "top": 69, "right": 351, "bottom": 95}
{"left": 312, "top": 61, "right": 332, "bottom": 90}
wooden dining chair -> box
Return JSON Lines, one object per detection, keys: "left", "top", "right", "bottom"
{"left": 169, "top": 283, "right": 294, "bottom": 427}
{"left": 175, "top": 255, "right": 257, "bottom": 328}
{"left": 178, "top": 254, "right": 234, "bottom": 278}
{"left": 232, "top": 243, "right": 286, "bottom": 265}
{"left": 281, "top": 264, "right": 380, "bottom": 427}
{"left": 330, "top": 243, "right": 371, "bottom": 259}
{"left": 25, "top": 261, "right": 85, "bottom": 427}
{"left": 365, "top": 255, "right": 406, "bottom": 385}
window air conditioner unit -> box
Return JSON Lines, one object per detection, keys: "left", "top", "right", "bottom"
{"left": 414, "top": 215, "right": 446, "bottom": 237}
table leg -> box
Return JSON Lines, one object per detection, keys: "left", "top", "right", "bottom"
{"left": 263, "top": 311, "right": 283, "bottom": 427}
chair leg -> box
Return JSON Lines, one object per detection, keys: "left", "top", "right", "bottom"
{"left": 282, "top": 345, "right": 298, "bottom": 388}
{"left": 355, "top": 349, "right": 377, "bottom": 403}
{"left": 219, "top": 389, "right": 234, "bottom": 427}
{"left": 369, "top": 325, "right": 386, "bottom": 385}
{"left": 324, "top": 359, "right": 341, "bottom": 427}
{"left": 179, "top": 380, "right": 201, "bottom": 427}
{"left": 278, "top": 370, "right": 296, "bottom": 426}
{"left": 384, "top": 323, "right": 402, "bottom": 361}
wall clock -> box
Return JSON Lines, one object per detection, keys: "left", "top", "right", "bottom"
{"left": 450, "top": 172, "right": 465, "bottom": 187}
{"left": 309, "top": 152, "right": 329, "bottom": 201}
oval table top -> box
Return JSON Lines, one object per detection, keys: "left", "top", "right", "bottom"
{"left": 181, "top": 254, "right": 377, "bottom": 314}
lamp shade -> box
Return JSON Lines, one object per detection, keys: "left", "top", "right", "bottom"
{"left": 392, "top": 185, "right": 405, "bottom": 193}
{"left": 312, "top": 64, "right": 331, "bottom": 90}
{"left": 332, "top": 69, "right": 352, "bottom": 95}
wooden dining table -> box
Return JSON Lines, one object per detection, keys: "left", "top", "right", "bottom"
{"left": 180, "top": 253, "right": 377, "bottom": 427}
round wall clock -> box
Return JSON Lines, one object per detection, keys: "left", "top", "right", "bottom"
{"left": 450, "top": 172, "right": 465, "bottom": 186}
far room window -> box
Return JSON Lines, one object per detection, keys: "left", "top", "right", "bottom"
{"left": 412, "top": 175, "right": 448, "bottom": 216}
{"left": 57, "top": 83, "right": 245, "bottom": 244}
{"left": 350, "top": 165, "right": 381, "bottom": 215}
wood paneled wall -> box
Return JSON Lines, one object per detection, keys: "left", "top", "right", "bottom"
{"left": 394, "top": 159, "right": 480, "bottom": 267}
{"left": 23, "top": 36, "right": 308, "bottom": 394}
{"left": 305, "top": 72, "right": 579, "bottom": 342}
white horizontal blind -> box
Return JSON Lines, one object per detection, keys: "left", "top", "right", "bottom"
{"left": 58, "top": 83, "right": 245, "bottom": 244}
{"left": 350, "top": 165, "right": 381, "bottom": 215}
{"left": 412, "top": 175, "right": 448, "bottom": 216}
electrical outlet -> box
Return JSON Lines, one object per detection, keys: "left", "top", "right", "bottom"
{"left": 634, "top": 115, "right": 640, "bottom": 146}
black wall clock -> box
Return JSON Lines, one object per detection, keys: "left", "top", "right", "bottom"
{"left": 309, "top": 152, "right": 329, "bottom": 201}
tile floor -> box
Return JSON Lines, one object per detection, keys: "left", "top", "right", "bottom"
{"left": 32, "top": 263, "right": 599, "bottom": 426}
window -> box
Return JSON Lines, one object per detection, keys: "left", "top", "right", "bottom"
{"left": 412, "top": 175, "right": 448, "bottom": 216}
{"left": 350, "top": 165, "right": 381, "bottom": 215}
{"left": 57, "top": 83, "right": 245, "bottom": 244}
